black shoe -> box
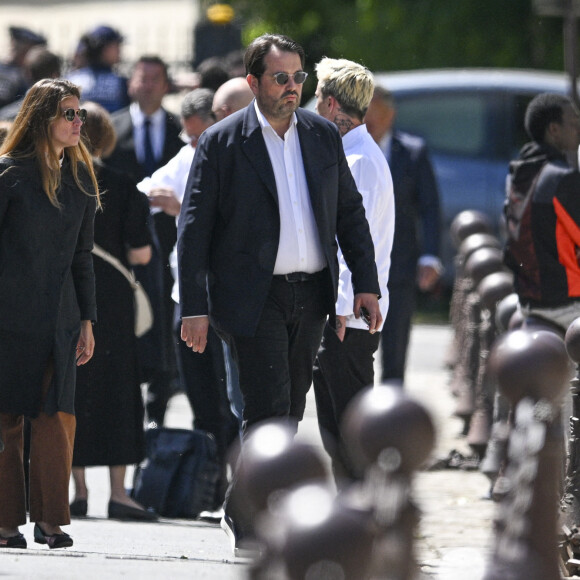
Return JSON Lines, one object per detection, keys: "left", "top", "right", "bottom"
{"left": 69, "top": 499, "right": 88, "bottom": 517}
{"left": 33, "top": 524, "right": 73, "bottom": 549}
{"left": 220, "top": 513, "right": 259, "bottom": 558}
{"left": 0, "top": 532, "right": 26, "bottom": 549}
{"left": 107, "top": 500, "right": 158, "bottom": 521}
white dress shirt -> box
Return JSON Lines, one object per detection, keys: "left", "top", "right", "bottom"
{"left": 137, "top": 143, "right": 194, "bottom": 209}
{"left": 338, "top": 124, "right": 395, "bottom": 331}
{"left": 254, "top": 101, "right": 326, "bottom": 275}
{"left": 130, "top": 102, "right": 166, "bottom": 165}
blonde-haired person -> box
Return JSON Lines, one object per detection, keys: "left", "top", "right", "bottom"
{"left": 0, "top": 78, "right": 100, "bottom": 549}
{"left": 69, "top": 101, "right": 156, "bottom": 521}
{"left": 313, "top": 57, "right": 395, "bottom": 485}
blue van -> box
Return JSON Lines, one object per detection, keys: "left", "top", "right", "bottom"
{"left": 308, "top": 68, "right": 572, "bottom": 284}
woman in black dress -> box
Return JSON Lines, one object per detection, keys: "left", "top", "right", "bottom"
{"left": 69, "top": 101, "right": 156, "bottom": 520}
{"left": 0, "top": 79, "right": 99, "bottom": 549}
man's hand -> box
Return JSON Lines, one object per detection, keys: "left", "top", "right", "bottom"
{"left": 181, "top": 316, "right": 209, "bottom": 353}
{"left": 417, "top": 263, "right": 440, "bottom": 292}
{"left": 148, "top": 187, "right": 181, "bottom": 217}
{"left": 335, "top": 315, "right": 346, "bottom": 342}
{"left": 353, "top": 293, "right": 382, "bottom": 334}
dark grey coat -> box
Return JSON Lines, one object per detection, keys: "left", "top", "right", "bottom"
{"left": 0, "top": 156, "right": 97, "bottom": 416}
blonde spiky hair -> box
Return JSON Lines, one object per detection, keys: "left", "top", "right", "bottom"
{"left": 315, "top": 57, "right": 374, "bottom": 120}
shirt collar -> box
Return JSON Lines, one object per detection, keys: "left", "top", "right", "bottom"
{"left": 130, "top": 102, "right": 165, "bottom": 127}
{"left": 341, "top": 123, "right": 367, "bottom": 149}
{"left": 254, "top": 100, "right": 297, "bottom": 134}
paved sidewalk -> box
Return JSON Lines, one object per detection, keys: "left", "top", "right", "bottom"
{"left": 0, "top": 324, "right": 496, "bottom": 579}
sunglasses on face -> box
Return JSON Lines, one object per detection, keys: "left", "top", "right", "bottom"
{"left": 62, "top": 108, "right": 87, "bottom": 123}
{"left": 267, "top": 71, "right": 308, "bottom": 86}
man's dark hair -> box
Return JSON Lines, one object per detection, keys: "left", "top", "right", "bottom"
{"left": 525, "top": 92, "right": 572, "bottom": 143}
{"left": 197, "top": 56, "right": 230, "bottom": 92}
{"left": 243, "top": 34, "right": 305, "bottom": 78}
{"left": 134, "top": 55, "right": 170, "bottom": 83}
{"left": 24, "top": 47, "right": 61, "bottom": 82}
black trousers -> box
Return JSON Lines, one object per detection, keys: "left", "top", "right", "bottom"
{"left": 313, "top": 323, "right": 380, "bottom": 484}
{"left": 225, "top": 274, "right": 328, "bottom": 432}
{"left": 380, "top": 280, "right": 416, "bottom": 384}
{"left": 222, "top": 273, "right": 328, "bottom": 529}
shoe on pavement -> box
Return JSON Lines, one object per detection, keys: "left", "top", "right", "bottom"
{"left": 198, "top": 507, "right": 224, "bottom": 523}
{"left": 108, "top": 500, "right": 158, "bottom": 521}
{"left": 0, "top": 532, "right": 26, "bottom": 549}
{"left": 220, "top": 513, "right": 260, "bottom": 558}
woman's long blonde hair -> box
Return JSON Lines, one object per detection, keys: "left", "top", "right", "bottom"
{"left": 0, "top": 78, "right": 100, "bottom": 208}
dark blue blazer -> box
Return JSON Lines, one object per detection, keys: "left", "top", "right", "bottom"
{"left": 177, "top": 103, "right": 380, "bottom": 337}
{"left": 387, "top": 130, "right": 441, "bottom": 284}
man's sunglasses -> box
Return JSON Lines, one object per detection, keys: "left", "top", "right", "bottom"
{"left": 62, "top": 108, "right": 87, "bottom": 123}
{"left": 266, "top": 71, "right": 308, "bottom": 86}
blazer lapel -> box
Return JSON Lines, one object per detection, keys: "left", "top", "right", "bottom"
{"left": 241, "top": 104, "right": 278, "bottom": 204}
{"left": 296, "top": 111, "right": 324, "bottom": 219}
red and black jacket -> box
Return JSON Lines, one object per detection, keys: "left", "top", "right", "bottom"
{"left": 504, "top": 142, "right": 580, "bottom": 307}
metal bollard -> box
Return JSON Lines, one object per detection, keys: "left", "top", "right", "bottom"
{"left": 341, "top": 384, "right": 436, "bottom": 580}
{"left": 484, "top": 328, "right": 569, "bottom": 580}
{"left": 452, "top": 247, "right": 506, "bottom": 433}
{"left": 238, "top": 420, "right": 329, "bottom": 578}
{"left": 558, "top": 316, "right": 580, "bottom": 576}
{"left": 447, "top": 232, "right": 501, "bottom": 372}
{"left": 467, "top": 272, "right": 514, "bottom": 458}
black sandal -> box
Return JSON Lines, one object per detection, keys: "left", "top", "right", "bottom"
{"left": 0, "top": 532, "right": 27, "bottom": 549}
{"left": 34, "top": 523, "right": 73, "bottom": 549}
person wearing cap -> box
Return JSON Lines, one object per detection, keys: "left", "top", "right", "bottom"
{"left": 67, "top": 25, "right": 129, "bottom": 114}
{"left": 0, "top": 26, "right": 47, "bottom": 108}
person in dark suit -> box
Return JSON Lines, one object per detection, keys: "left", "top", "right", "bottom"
{"left": 107, "top": 55, "right": 184, "bottom": 426}
{"left": 365, "top": 86, "right": 442, "bottom": 385}
{"left": 0, "top": 79, "right": 99, "bottom": 549}
{"left": 178, "top": 33, "right": 382, "bottom": 555}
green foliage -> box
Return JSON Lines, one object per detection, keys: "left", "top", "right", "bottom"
{"left": 232, "top": 0, "right": 565, "bottom": 73}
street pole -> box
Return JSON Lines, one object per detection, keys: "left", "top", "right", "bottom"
{"left": 564, "top": 0, "right": 579, "bottom": 108}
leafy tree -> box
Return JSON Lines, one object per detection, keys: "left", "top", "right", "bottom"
{"left": 222, "top": 0, "right": 565, "bottom": 98}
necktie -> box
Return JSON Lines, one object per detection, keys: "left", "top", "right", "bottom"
{"left": 143, "top": 117, "right": 156, "bottom": 176}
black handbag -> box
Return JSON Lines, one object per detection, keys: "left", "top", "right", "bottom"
{"left": 132, "top": 427, "right": 220, "bottom": 518}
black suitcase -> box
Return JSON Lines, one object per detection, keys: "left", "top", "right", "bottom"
{"left": 132, "top": 427, "right": 220, "bottom": 518}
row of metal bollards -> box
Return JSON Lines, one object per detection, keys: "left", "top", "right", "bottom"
{"left": 234, "top": 385, "right": 435, "bottom": 580}
{"left": 448, "top": 209, "right": 580, "bottom": 579}
{"left": 233, "top": 209, "right": 580, "bottom": 579}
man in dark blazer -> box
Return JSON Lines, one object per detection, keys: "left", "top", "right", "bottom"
{"left": 365, "top": 86, "right": 442, "bottom": 385}
{"left": 178, "top": 33, "right": 381, "bottom": 555}
{"left": 107, "top": 55, "right": 184, "bottom": 426}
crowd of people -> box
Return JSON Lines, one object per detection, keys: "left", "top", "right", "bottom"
{"left": 0, "top": 24, "right": 445, "bottom": 557}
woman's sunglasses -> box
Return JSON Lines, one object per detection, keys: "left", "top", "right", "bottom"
{"left": 62, "top": 108, "right": 87, "bottom": 123}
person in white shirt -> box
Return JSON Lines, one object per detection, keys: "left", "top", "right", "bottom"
{"left": 313, "top": 57, "right": 395, "bottom": 485}
{"left": 178, "top": 34, "right": 382, "bottom": 555}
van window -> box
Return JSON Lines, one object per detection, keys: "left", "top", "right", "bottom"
{"left": 394, "top": 93, "right": 489, "bottom": 157}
